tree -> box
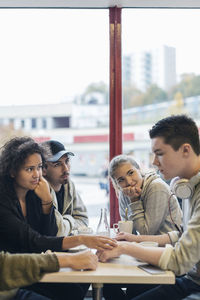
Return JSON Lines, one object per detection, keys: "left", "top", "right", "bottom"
{"left": 168, "top": 92, "right": 186, "bottom": 115}
{"left": 142, "top": 84, "right": 168, "bottom": 105}
{"left": 81, "top": 81, "right": 109, "bottom": 105}
{"left": 169, "top": 73, "right": 200, "bottom": 99}
{"left": 123, "top": 83, "right": 168, "bottom": 109}
{"left": 122, "top": 84, "right": 143, "bottom": 108}
{"left": 0, "top": 124, "right": 25, "bottom": 148}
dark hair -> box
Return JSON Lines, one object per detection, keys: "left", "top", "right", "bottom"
{"left": 0, "top": 136, "right": 46, "bottom": 189}
{"left": 149, "top": 115, "right": 200, "bottom": 156}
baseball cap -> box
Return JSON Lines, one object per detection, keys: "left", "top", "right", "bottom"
{"left": 43, "top": 140, "right": 74, "bottom": 162}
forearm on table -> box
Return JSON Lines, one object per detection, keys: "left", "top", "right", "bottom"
{"left": 120, "top": 242, "right": 164, "bottom": 266}
{"left": 134, "top": 233, "right": 171, "bottom": 246}
{"left": 55, "top": 253, "right": 73, "bottom": 268}
{"left": 62, "top": 235, "right": 82, "bottom": 250}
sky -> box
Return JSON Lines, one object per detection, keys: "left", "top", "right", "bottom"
{"left": 0, "top": 8, "right": 199, "bottom": 106}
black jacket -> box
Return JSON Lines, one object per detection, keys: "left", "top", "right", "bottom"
{"left": 0, "top": 188, "right": 63, "bottom": 253}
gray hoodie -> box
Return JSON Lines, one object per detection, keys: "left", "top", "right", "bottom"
{"left": 119, "top": 171, "right": 182, "bottom": 235}
{"left": 51, "top": 179, "right": 89, "bottom": 236}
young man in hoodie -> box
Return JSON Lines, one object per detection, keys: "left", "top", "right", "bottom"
{"left": 42, "top": 140, "right": 88, "bottom": 236}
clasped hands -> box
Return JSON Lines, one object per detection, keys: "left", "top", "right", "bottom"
{"left": 96, "top": 232, "right": 138, "bottom": 262}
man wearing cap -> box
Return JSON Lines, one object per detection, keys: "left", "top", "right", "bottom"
{"left": 41, "top": 140, "right": 88, "bottom": 236}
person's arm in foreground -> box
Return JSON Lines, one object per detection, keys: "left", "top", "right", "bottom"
{"left": 1, "top": 250, "right": 97, "bottom": 291}
{"left": 56, "top": 249, "right": 98, "bottom": 270}
{"left": 115, "top": 231, "right": 171, "bottom": 246}
{"left": 0, "top": 198, "right": 116, "bottom": 253}
{"left": 97, "top": 231, "right": 173, "bottom": 266}
{"left": 97, "top": 241, "right": 164, "bottom": 266}
{"left": 103, "top": 210, "right": 200, "bottom": 277}
{"left": 62, "top": 234, "right": 117, "bottom": 251}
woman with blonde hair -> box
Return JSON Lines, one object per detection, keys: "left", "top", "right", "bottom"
{"left": 109, "top": 154, "right": 182, "bottom": 235}
{"left": 102, "top": 154, "right": 183, "bottom": 300}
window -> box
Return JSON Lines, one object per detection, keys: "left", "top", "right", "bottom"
{"left": 0, "top": 8, "right": 109, "bottom": 229}
{"left": 122, "top": 8, "right": 200, "bottom": 171}
{"left": 31, "top": 118, "right": 37, "bottom": 129}
{"left": 42, "top": 118, "right": 47, "bottom": 129}
{"left": 52, "top": 117, "right": 70, "bottom": 129}
{"left": 0, "top": 3, "right": 199, "bottom": 226}
{"left": 21, "top": 120, "right": 25, "bottom": 128}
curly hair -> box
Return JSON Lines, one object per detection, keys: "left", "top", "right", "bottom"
{"left": 0, "top": 136, "right": 47, "bottom": 191}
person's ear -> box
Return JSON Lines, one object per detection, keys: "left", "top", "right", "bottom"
{"left": 182, "top": 143, "right": 191, "bottom": 157}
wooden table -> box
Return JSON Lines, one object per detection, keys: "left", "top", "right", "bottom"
{"left": 40, "top": 254, "right": 175, "bottom": 300}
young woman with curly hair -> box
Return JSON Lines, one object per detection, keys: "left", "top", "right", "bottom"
{"left": 0, "top": 136, "right": 115, "bottom": 300}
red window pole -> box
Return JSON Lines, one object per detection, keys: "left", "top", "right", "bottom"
{"left": 109, "top": 6, "right": 122, "bottom": 226}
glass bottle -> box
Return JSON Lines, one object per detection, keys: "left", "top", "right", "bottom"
{"left": 96, "top": 208, "right": 110, "bottom": 236}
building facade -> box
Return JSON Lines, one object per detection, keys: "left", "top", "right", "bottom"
{"left": 123, "top": 45, "right": 176, "bottom": 92}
